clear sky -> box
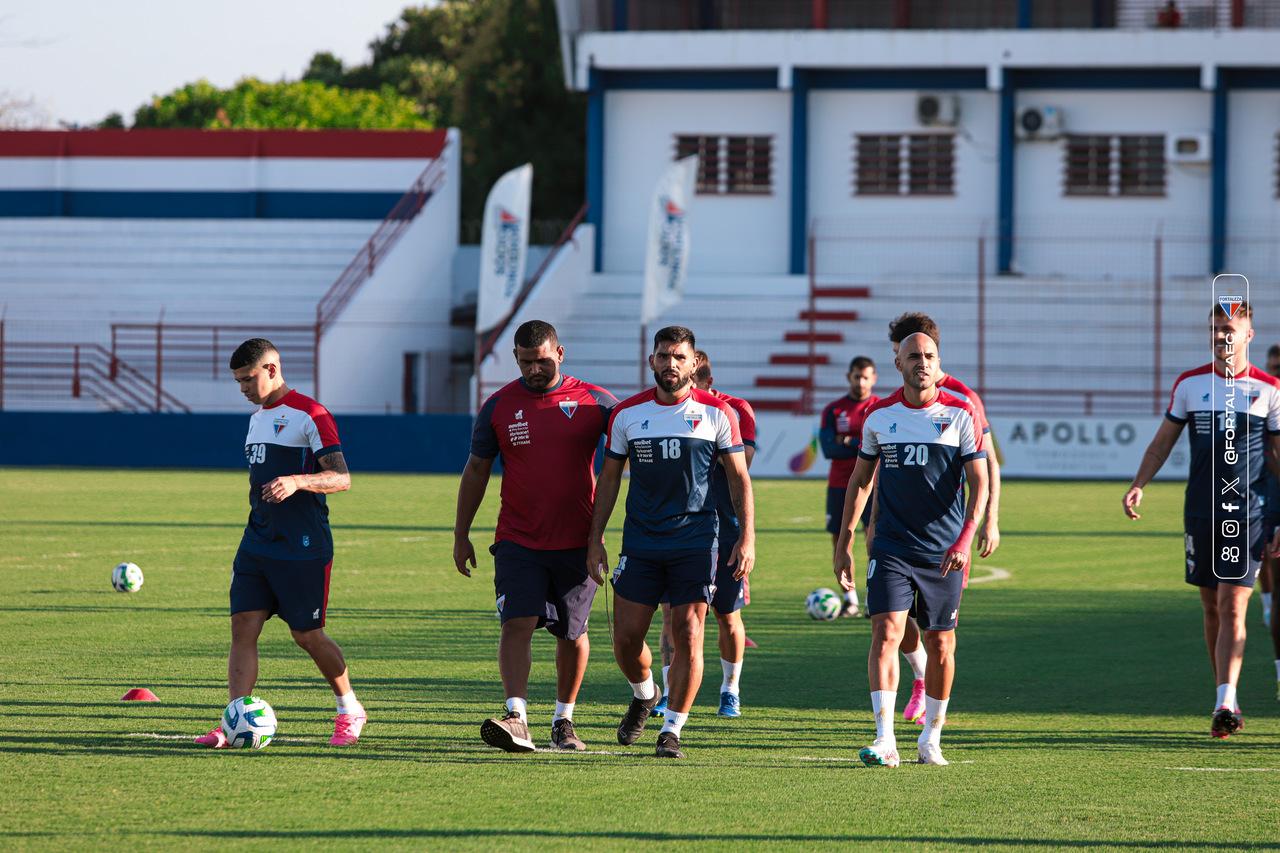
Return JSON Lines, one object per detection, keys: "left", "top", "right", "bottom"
{"left": 0, "top": 0, "right": 422, "bottom": 127}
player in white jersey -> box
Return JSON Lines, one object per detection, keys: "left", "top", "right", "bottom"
{"left": 1124, "top": 302, "right": 1280, "bottom": 736}
{"left": 835, "top": 332, "right": 988, "bottom": 767}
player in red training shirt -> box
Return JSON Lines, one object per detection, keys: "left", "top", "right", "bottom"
{"left": 819, "top": 355, "right": 878, "bottom": 617}
{"left": 454, "top": 320, "right": 617, "bottom": 752}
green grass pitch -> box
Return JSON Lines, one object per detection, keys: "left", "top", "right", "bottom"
{"left": 1, "top": 468, "right": 1278, "bottom": 850}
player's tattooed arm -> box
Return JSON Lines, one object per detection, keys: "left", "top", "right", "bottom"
{"left": 1123, "top": 418, "right": 1184, "bottom": 519}
{"left": 264, "top": 452, "right": 351, "bottom": 502}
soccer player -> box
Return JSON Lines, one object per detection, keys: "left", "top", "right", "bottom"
{"left": 879, "top": 313, "right": 1002, "bottom": 727}
{"left": 835, "top": 332, "right": 988, "bottom": 767}
{"left": 1123, "top": 302, "right": 1280, "bottom": 736}
{"left": 651, "top": 350, "right": 757, "bottom": 718}
{"left": 196, "top": 338, "right": 364, "bottom": 748}
{"left": 454, "top": 320, "right": 617, "bottom": 752}
{"left": 1265, "top": 344, "right": 1280, "bottom": 700}
{"left": 819, "top": 356, "right": 879, "bottom": 618}
{"left": 587, "top": 326, "right": 755, "bottom": 759}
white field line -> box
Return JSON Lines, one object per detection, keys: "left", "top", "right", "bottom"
{"left": 126, "top": 732, "right": 314, "bottom": 743}
{"left": 966, "top": 566, "right": 1011, "bottom": 584}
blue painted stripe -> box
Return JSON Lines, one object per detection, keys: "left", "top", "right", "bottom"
{"left": 1220, "top": 68, "right": 1280, "bottom": 88}
{"left": 998, "top": 84, "right": 1016, "bottom": 274}
{"left": 0, "top": 190, "right": 405, "bottom": 219}
{"left": 1211, "top": 78, "right": 1228, "bottom": 274}
{"left": 598, "top": 70, "right": 778, "bottom": 90}
{"left": 807, "top": 68, "right": 987, "bottom": 90}
{"left": 1009, "top": 68, "right": 1199, "bottom": 89}
{"left": 790, "top": 69, "right": 809, "bottom": 276}
{"left": 587, "top": 67, "right": 606, "bottom": 273}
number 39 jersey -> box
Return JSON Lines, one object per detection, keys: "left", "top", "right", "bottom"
{"left": 858, "top": 388, "right": 985, "bottom": 562}
{"left": 240, "top": 390, "right": 342, "bottom": 561}
{"left": 606, "top": 387, "right": 744, "bottom": 551}
{"left": 1165, "top": 363, "right": 1280, "bottom": 522}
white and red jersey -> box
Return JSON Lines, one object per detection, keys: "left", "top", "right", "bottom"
{"left": 1166, "top": 363, "right": 1280, "bottom": 522}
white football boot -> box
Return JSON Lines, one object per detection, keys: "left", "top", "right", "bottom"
{"left": 858, "top": 737, "right": 901, "bottom": 768}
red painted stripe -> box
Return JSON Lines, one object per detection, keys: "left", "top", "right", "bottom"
{"left": 812, "top": 286, "right": 871, "bottom": 299}
{"left": 756, "top": 376, "right": 810, "bottom": 388}
{"left": 747, "top": 398, "right": 803, "bottom": 412}
{"left": 321, "top": 560, "right": 333, "bottom": 627}
{"left": 798, "top": 310, "right": 859, "bottom": 322}
{"left": 769, "top": 353, "right": 830, "bottom": 365}
{"left": 784, "top": 330, "right": 843, "bottom": 343}
{"left": 0, "top": 129, "right": 447, "bottom": 159}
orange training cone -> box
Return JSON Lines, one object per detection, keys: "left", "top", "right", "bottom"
{"left": 121, "top": 688, "right": 160, "bottom": 702}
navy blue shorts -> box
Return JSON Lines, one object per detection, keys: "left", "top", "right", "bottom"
{"left": 1184, "top": 516, "right": 1262, "bottom": 589}
{"left": 613, "top": 548, "right": 717, "bottom": 608}
{"left": 866, "top": 548, "right": 963, "bottom": 631}
{"left": 491, "top": 541, "right": 597, "bottom": 640}
{"left": 230, "top": 549, "right": 332, "bottom": 631}
{"left": 826, "top": 486, "right": 872, "bottom": 535}
{"left": 711, "top": 535, "right": 745, "bottom": 616}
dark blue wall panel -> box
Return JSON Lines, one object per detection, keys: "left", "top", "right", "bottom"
{"left": 0, "top": 413, "right": 472, "bottom": 473}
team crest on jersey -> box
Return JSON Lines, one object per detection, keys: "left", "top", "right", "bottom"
{"left": 272, "top": 415, "right": 288, "bottom": 435}
{"left": 1218, "top": 295, "right": 1244, "bottom": 319}
{"left": 931, "top": 414, "right": 952, "bottom": 436}
{"left": 559, "top": 400, "right": 578, "bottom": 419}
{"left": 684, "top": 411, "right": 704, "bottom": 431}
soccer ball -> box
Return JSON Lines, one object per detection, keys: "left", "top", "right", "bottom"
{"left": 111, "top": 562, "right": 144, "bottom": 593}
{"left": 806, "top": 587, "right": 842, "bottom": 621}
{"left": 221, "top": 695, "right": 278, "bottom": 749}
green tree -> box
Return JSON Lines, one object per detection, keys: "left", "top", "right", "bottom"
{"left": 132, "top": 78, "right": 432, "bottom": 130}
{"left": 306, "top": 0, "right": 585, "bottom": 227}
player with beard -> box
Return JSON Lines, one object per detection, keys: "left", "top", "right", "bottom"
{"left": 588, "top": 326, "right": 755, "bottom": 758}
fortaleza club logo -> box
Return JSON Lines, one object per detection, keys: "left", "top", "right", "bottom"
{"left": 684, "top": 411, "right": 703, "bottom": 431}
{"left": 559, "top": 400, "right": 578, "bottom": 419}
{"left": 657, "top": 196, "right": 686, "bottom": 293}
{"left": 1218, "top": 295, "right": 1244, "bottom": 320}
{"left": 931, "top": 415, "right": 952, "bottom": 436}
{"left": 272, "top": 415, "right": 288, "bottom": 435}
{"left": 494, "top": 207, "right": 523, "bottom": 298}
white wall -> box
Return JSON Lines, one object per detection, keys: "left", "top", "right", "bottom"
{"left": 1226, "top": 90, "right": 1280, "bottom": 280}
{"left": 808, "top": 90, "right": 998, "bottom": 277}
{"left": 318, "top": 133, "right": 461, "bottom": 414}
{"left": 603, "top": 90, "right": 791, "bottom": 275}
{"left": 1013, "top": 90, "right": 1212, "bottom": 278}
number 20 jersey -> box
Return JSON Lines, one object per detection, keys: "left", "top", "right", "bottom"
{"left": 241, "top": 390, "right": 342, "bottom": 560}
{"left": 1165, "top": 363, "right": 1280, "bottom": 522}
{"left": 858, "top": 388, "right": 986, "bottom": 562}
{"left": 605, "top": 387, "right": 744, "bottom": 552}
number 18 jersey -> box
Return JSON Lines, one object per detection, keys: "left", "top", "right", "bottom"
{"left": 858, "top": 388, "right": 985, "bottom": 562}
{"left": 606, "top": 387, "right": 744, "bottom": 552}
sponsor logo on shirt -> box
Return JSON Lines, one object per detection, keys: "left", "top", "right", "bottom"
{"left": 514, "top": 409, "right": 524, "bottom": 420}
{"left": 640, "top": 419, "right": 649, "bottom": 430}
{"left": 559, "top": 400, "right": 578, "bottom": 419}
{"left": 889, "top": 423, "right": 897, "bottom": 433}
{"left": 302, "top": 535, "right": 310, "bottom": 547}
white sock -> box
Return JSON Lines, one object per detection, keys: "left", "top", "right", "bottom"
{"left": 505, "top": 696, "right": 528, "bottom": 722}
{"left": 660, "top": 709, "right": 688, "bottom": 737}
{"left": 553, "top": 701, "right": 574, "bottom": 722}
{"left": 902, "top": 646, "right": 928, "bottom": 681}
{"left": 335, "top": 691, "right": 364, "bottom": 716}
{"left": 871, "top": 690, "right": 896, "bottom": 742}
{"left": 661, "top": 665, "right": 671, "bottom": 698}
{"left": 1275, "top": 660, "right": 1280, "bottom": 681}
{"left": 629, "top": 677, "right": 655, "bottom": 701}
{"left": 845, "top": 588, "right": 860, "bottom": 608}
{"left": 920, "top": 694, "right": 949, "bottom": 748}
{"left": 1215, "top": 683, "right": 1237, "bottom": 712}
{"left": 720, "top": 657, "right": 742, "bottom": 695}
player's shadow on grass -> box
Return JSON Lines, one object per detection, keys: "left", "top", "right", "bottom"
{"left": 146, "top": 828, "right": 1280, "bottom": 848}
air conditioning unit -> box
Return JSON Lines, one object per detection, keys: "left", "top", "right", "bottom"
{"left": 1016, "top": 104, "right": 1064, "bottom": 140}
{"left": 1167, "top": 131, "right": 1211, "bottom": 164}
{"left": 916, "top": 93, "right": 959, "bottom": 127}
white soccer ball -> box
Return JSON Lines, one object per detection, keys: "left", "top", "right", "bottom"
{"left": 222, "top": 695, "right": 278, "bottom": 749}
{"left": 806, "top": 587, "right": 842, "bottom": 621}
{"left": 111, "top": 562, "right": 144, "bottom": 593}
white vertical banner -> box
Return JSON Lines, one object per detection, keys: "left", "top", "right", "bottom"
{"left": 476, "top": 163, "right": 533, "bottom": 335}
{"left": 641, "top": 156, "right": 697, "bottom": 326}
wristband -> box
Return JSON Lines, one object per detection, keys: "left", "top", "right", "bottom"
{"left": 947, "top": 519, "right": 979, "bottom": 556}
